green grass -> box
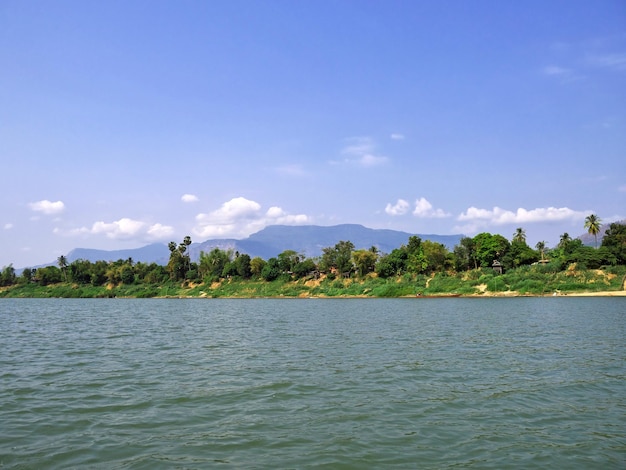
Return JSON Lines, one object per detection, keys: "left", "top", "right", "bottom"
{"left": 1, "top": 265, "right": 623, "bottom": 298}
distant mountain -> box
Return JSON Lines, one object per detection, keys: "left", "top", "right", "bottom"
{"left": 577, "top": 219, "right": 625, "bottom": 246}
{"left": 38, "top": 224, "right": 463, "bottom": 269}
{"left": 66, "top": 243, "right": 170, "bottom": 264}
{"left": 190, "top": 224, "right": 463, "bottom": 261}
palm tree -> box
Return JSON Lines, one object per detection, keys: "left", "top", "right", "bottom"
{"left": 558, "top": 232, "right": 572, "bottom": 249}
{"left": 57, "top": 255, "right": 68, "bottom": 281}
{"left": 584, "top": 214, "right": 602, "bottom": 248}
{"left": 512, "top": 227, "right": 526, "bottom": 244}
{"left": 535, "top": 241, "right": 547, "bottom": 262}
{"left": 183, "top": 235, "right": 192, "bottom": 271}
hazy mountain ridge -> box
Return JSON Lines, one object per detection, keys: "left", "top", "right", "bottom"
{"left": 22, "top": 220, "right": 625, "bottom": 270}
{"left": 190, "top": 224, "right": 463, "bottom": 261}
{"left": 35, "top": 224, "right": 463, "bottom": 268}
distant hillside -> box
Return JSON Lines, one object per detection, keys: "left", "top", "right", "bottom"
{"left": 578, "top": 219, "right": 625, "bottom": 246}
{"left": 37, "top": 224, "right": 463, "bottom": 268}
{"left": 66, "top": 243, "right": 171, "bottom": 264}
{"left": 190, "top": 224, "right": 463, "bottom": 261}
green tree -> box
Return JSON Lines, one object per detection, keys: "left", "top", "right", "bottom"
{"left": 57, "top": 255, "right": 68, "bottom": 281}
{"left": 584, "top": 214, "right": 602, "bottom": 248}
{"left": 320, "top": 240, "right": 354, "bottom": 276}
{"left": 277, "top": 250, "right": 300, "bottom": 273}
{"left": 292, "top": 258, "right": 317, "bottom": 278}
{"left": 261, "top": 257, "right": 281, "bottom": 281}
{"left": 535, "top": 241, "right": 547, "bottom": 262}
{"left": 421, "top": 240, "right": 449, "bottom": 273}
{"left": 473, "top": 233, "right": 510, "bottom": 268}
{"left": 90, "top": 260, "right": 108, "bottom": 286}
{"left": 183, "top": 236, "right": 192, "bottom": 271}
{"left": 504, "top": 240, "right": 538, "bottom": 268}
{"left": 20, "top": 268, "right": 35, "bottom": 284}
{"left": 512, "top": 227, "right": 526, "bottom": 244}
{"left": 167, "top": 236, "right": 193, "bottom": 281}
{"left": 352, "top": 249, "right": 377, "bottom": 277}
{"left": 35, "top": 266, "right": 62, "bottom": 285}
{"left": 120, "top": 266, "right": 135, "bottom": 284}
{"left": 600, "top": 222, "right": 626, "bottom": 264}
{"left": 558, "top": 232, "right": 572, "bottom": 249}
{"left": 375, "top": 247, "right": 407, "bottom": 278}
{"left": 198, "top": 248, "right": 232, "bottom": 281}
{"left": 0, "top": 265, "right": 16, "bottom": 286}
{"left": 453, "top": 237, "right": 477, "bottom": 271}
{"left": 233, "top": 253, "right": 252, "bottom": 279}
{"left": 250, "top": 257, "right": 266, "bottom": 277}
{"left": 69, "top": 259, "right": 92, "bottom": 284}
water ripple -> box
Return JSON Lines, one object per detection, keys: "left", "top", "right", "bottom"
{"left": 0, "top": 298, "right": 624, "bottom": 469}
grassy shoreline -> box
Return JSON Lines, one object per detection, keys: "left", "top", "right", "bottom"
{"left": 2, "top": 266, "right": 625, "bottom": 299}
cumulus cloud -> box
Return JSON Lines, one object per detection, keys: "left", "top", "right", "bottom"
{"left": 59, "top": 218, "right": 174, "bottom": 241}
{"left": 181, "top": 194, "right": 199, "bottom": 203}
{"left": 29, "top": 200, "right": 65, "bottom": 215}
{"left": 458, "top": 206, "right": 589, "bottom": 225}
{"left": 194, "top": 197, "right": 310, "bottom": 239}
{"left": 385, "top": 199, "right": 410, "bottom": 216}
{"left": 146, "top": 223, "right": 175, "bottom": 239}
{"left": 390, "top": 133, "right": 405, "bottom": 140}
{"left": 413, "top": 198, "right": 451, "bottom": 218}
{"left": 4, "top": 223, "right": 13, "bottom": 230}
{"left": 91, "top": 218, "right": 146, "bottom": 239}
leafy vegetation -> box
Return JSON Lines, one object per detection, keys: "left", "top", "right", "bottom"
{"left": 2, "top": 218, "right": 625, "bottom": 298}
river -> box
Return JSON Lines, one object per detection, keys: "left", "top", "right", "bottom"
{"left": 1, "top": 298, "right": 624, "bottom": 469}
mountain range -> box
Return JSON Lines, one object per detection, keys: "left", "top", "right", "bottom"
{"left": 33, "top": 220, "right": 623, "bottom": 270}
{"left": 61, "top": 224, "right": 464, "bottom": 266}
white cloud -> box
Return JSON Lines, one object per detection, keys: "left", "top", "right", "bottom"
{"left": 59, "top": 217, "right": 174, "bottom": 241}
{"left": 194, "top": 197, "right": 310, "bottom": 239}
{"left": 619, "top": 185, "right": 626, "bottom": 192}
{"left": 91, "top": 218, "right": 146, "bottom": 239}
{"left": 29, "top": 200, "right": 65, "bottom": 215}
{"left": 359, "top": 154, "right": 388, "bottom": 167}
{"left": 390, "top": 133, "right": 405, "bottom": 140}
{"left": 342, "top": 137, "right": 374, "bottom": 156}
{"left": 340, "top": 137, "right": 388, "bottom": 167}
{"left": 3, "top": 223, "right": 13, "bottom": 230}
{"left": 413, "top": 197, "right": 450, "bottom": 218}
{"left": 181, "top": 194, "right": 199, "bottom": 203}
{"left": 385, "top": 199, "right": 410, "bottom": 216}
{"left": 147, "top": 223, "right": 175, "bottom": 239}
{"left": 457, "top": 206, "right": 589, "bottom": 225}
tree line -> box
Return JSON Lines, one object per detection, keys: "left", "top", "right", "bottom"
{"left": 1, "top": 215, "right": 624, "bottom": 288}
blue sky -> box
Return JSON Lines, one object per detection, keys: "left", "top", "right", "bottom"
{"left": 1, "top": 0, "right": 625, "bottom": 268}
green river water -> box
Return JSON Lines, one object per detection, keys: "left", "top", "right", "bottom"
{"left": 1, "top": 298, "right": 624, "bottom": 469}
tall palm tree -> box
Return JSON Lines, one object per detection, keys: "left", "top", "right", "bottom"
{"left": 558, "top": 232, "right": 572, "bottom": 249}
{"left": 535, "top": 241, "right": 547, "bottom": 262}
{"left": 584, "top": 214, "right": 602, "bottom": 248}
{"left": 512, "top": 227, "right": 526, "bottom": 244}
{"left": 183, "top": 236, "right": 192, "bottom": 271}
{"left": 57, "top": 255, "right": 68, "bottom": 281}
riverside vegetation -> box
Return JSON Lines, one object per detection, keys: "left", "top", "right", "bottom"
{"left": 1, "top": 218, "right": 625, "bottom": 298}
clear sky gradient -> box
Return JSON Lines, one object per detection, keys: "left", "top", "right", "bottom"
{"left": 2, "top": 0, "right": 625, "bottom": 268}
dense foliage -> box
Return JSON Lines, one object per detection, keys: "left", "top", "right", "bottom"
{"left": 1, "top": 220, "right": 625, "bottom": 298}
